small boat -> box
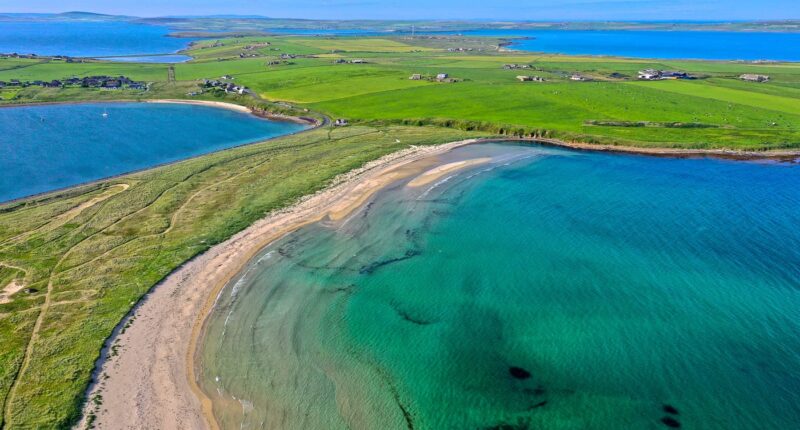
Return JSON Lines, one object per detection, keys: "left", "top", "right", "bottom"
{"left": 102, "top": 109, "right": 108, "bottom": 118}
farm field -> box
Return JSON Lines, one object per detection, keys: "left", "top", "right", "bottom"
{"left": 2, "top": 35, "right": 799, "bottom": 149}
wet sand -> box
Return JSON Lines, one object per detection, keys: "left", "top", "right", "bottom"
{"left": 78, "top": 138, "right": 482, "bottom": 430}
{"left": 407, "top": 157, "right": 492, "bottom": 187}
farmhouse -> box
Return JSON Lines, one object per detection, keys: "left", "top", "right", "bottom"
{"left": 409, "top": 74, "right": 422, "bottom": 80}
{"left": 436, "top": 73, "right": 449, "bottom": 81}
{"left": 638, "top": 69, "right": 694, "bottom": 80}
{"left": 638, "top": 69, "right": 662, "bottom": 80}
{"left": 740, "top": 74, "right": 770, "bottom": 82}
{"left": 570, "top": 74, "right": 589, "bottom": 81}
{"left": 661, "top": 70, "right": 689, "bottom": 79}
{"left": 517, "top": 75, "right": 545, "bottom": 82}
{"left": 503, "top": 64, "right": 532, "bottom": 70}
{"left": 334, "top": 118, "right": 349, "bottom": 126}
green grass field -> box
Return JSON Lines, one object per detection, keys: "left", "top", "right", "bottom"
{"left": 3, "top": 35, "right": 799, "bottom": 148}
{"left": 0, "top": 34, "right": 799, "bottom": 428}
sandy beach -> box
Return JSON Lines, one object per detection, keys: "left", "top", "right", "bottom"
{"left": 78, "top": 138, "right": 482, "bottom": 430}
{"left": 146, "top": 99, "right": 254, "bottom": 114}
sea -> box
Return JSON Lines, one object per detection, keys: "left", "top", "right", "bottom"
{"left": 0, "top": 102, "right": 306, "bottom": 203}
{"left": 0, "top": 20, "right": 196, "bottom": 62}
{"left": 459, "top": 29, "right": 800, "bottom": 61}
{"left": 199, "top": 142, "right": 800, "bottom": 429}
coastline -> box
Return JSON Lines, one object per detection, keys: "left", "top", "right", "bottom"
{"left": 534, "top": 137, "right": 800, "bottom": 161}
{"left": 71, "top": 133, "right": 800, "bottom": 429}
{"left": 78, "top": 138, "right": 482, "bottom": 430}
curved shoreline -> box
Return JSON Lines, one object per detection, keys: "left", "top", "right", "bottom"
{"left": 77, "top": 138, "right": 482, "bottom": 429}
{"left": 75, "top": 134, "right": 800, "bottom": 428}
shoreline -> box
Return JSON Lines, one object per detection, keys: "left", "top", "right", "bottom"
{"left": 77, "top": 138, "right": 481, "bottom": 430}
{"left": 533, "top": 137, "right": 800, "bottom": 161}
{"left": 73, "top": 134, "right": 799, "bottom": 429}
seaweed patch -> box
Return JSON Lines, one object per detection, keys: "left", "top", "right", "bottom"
{"left": 661, "top": 416, "right": 681, "bottom": 428}
{"left": 359, "top": 249, "right": 421, "bottom": 274}
{"left": 509, "top": 366, "right": 532, "bottom": 380}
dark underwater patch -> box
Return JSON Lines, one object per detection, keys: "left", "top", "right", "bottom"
{"left": 663, "top": 404, "right": 679, "bottom": 415}
{"left": 358, "top": 249, "right": 421, "bottom": 274}
{"left": 661, "top": 416, "right": 681, "bottom": 428}
{"left": 509, "top": 366, "right": 532, "bottom": 380}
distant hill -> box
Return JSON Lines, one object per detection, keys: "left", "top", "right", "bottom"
{"left": 58, "top": 11, "right": 115, "bottom": 17}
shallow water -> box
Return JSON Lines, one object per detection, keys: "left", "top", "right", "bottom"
{"left": 0, "top": 20, "right": 195, "bottom": 60}
{"left": 200, "top": 143, "right": 800, "bottom": 429}
{"left": 0, "top": 103, "right": 306, "bottom": 202}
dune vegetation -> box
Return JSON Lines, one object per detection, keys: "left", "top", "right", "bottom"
{"left": 0, "top": 33, "right": 799, "bottom": 428}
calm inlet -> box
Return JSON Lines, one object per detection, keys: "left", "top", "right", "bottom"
{"left": 0, "top": 20, "right": 196, "bottom": 62}
{"left": 0, "top": 103, "right": 307, "bottom": 203}
{"left": 200, "top": 143, "right": 800, "bottom": 429}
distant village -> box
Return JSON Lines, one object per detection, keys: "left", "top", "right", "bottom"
{"left": 0, "top": 75, "right": 147, "bottom": 90}
{"left": 0, "top": 53, "right": 85, "bottom": 63}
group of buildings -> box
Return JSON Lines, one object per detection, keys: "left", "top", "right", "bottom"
{"left": 409, "top": 73, "right": 456, "bottom": 82}
{"left": 516, "top": 75, "right": 546, "bottom": 82}
{"left": 503, "top": 64, "right": 535, "bottom": 70}
{"left": 333, "top": 58, "right": 368, "bottom": 64}
{"left": 637, "top": 69, "right": 694, "bottom": 80}
{"left": 200, "top": 77, "right": 251, "bottom": 95}
{"left": 0, "top": 75, "right": 146, "bottom": 90}
{"left": 739, "top": 74, "right": 770, "bottom": 82}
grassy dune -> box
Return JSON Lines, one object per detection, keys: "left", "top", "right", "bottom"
{"left": 0, "top": 34, "right": 799, "bottom": 428}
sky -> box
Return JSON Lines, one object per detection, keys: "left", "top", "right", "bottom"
{"left": 0, "top": 0, "right": 798, "bottom": 21}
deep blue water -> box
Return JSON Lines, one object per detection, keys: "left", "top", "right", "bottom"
{"left": 458, "top": 29, "right": 800, "bottom": 61}
{"left": 0, "top": 21, "right": 196, "bottom": 61}
{"left": 0, "top": 103, "right": 306, "bottom": 202}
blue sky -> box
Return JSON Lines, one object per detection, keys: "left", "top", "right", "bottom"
{"left": 2, "top": 0, "right": 799, "bottom": 20}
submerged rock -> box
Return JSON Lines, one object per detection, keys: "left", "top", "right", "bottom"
{"left": 509, "top": 366, "right": 532, "bottom": 380}
{"left": 661, "top": 416, "right": 681, "bottom": 428}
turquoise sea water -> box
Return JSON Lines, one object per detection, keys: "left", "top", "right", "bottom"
{"left": 0, "top": 20, "right": 196, "bottom": 62}
{"left": 200, "top": 143, "right": 800, "bottom": 429}
{"left": 0, "top": 103, "right": 306, "bottom": 202}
